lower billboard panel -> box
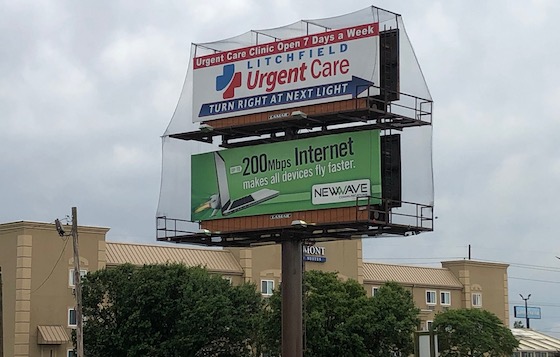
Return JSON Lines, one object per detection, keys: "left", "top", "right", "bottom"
{"left": 202, "top": 98, "right": 368, "bottom": 129}
{"left": 200, "top": 206, "right": 370, "bottom": 233}
{"left": 191, "top": 130, "right": 382, "bottom": 221}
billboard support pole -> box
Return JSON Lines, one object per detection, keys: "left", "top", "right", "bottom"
{"left": 282, "top": 236, "right": 303, "bottom": 357}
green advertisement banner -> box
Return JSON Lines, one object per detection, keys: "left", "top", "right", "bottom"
{"left": 191, "top": 130, "right": 381, "bottom": 221}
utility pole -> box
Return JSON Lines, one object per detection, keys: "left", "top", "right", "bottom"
{"left": 520, "top": 294, "right": 531, "bottom": 329}
{"left": 72, "top": 207, "right": 84, "bottom": 357}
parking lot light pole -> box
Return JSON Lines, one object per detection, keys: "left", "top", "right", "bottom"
{"left": 520, "top": 294, "right": 531, "bottom": 329}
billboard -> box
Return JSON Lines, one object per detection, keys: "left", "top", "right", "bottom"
{"left": 192, "top": 22, "right": 380, "bottom": 122}
{"left": 191, "top": 130, "right": 382, "bottom": 221}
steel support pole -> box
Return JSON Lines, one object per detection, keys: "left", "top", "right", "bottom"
{"left": 281, "top": 238, "right": 303, "bottom": 357}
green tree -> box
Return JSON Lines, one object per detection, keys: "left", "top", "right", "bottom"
{"left": 433, "top": 308, "right": 519, "bottom": 357}
{"left": 365, "top": 281, "right": 420, "bottom": 356}
{"left": 302, "top": 271, "right": 372, "bottom": 357}
{"left": 81, "top": 263, "right": 263, "bottom": 357}
{"left": 261, "top": 271, "right": 419, "bottom": 357}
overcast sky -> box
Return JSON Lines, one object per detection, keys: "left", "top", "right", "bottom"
{"left": 2, "top": 0, "right": 560, "bottom": 336}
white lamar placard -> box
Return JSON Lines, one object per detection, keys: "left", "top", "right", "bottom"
{"left": 192, "top": 22, "right": 380, "bottom": 122}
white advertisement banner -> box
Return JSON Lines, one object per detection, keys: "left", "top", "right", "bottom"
{"left": 311, "top": 179, "right": 371, "bottom": 205}
{"left": 192, "top": 22, "right": 380, "bottom": 122}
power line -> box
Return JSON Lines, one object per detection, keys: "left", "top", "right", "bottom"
{"left": 510, "top": 276, "right": 560, "bottom": 284}
{"left": 508, "top": 264, "right": 560, "bottom": 273}
{"left": 509, "top": 301, "right": 560, "bottom": 308}
{"left": 362, "top": 256, "right": 560, "bottom": 273}
{"left": 363, "top": 256, "right": 464, "bottom": 261}
{"left": 462, "top": 258, "right": 560, "bottom": 272}
{"left": 31, "top": 237, "right": 69, "bottom": 294}
{"left": 16, "top": 218, "right": 68, "bottom": 232}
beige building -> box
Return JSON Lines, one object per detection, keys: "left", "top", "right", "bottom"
{"left": 1, "top": 221, "right": 509, "bottom": 357}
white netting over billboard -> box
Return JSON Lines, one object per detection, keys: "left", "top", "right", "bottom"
{"left": 157, "top": 6, "right": 434, "bottom": 238}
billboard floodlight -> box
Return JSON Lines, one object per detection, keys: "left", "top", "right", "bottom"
{"left": 199, "top": 124, "right": 213, "bottom": 132}
{"left": 291, "top": 220, "right": 308, "bottom": 228}
{"left": 291, "top": 111, "right": 307, "bottom": 119}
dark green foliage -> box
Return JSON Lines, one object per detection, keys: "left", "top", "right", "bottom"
{"left": 365, "top": 281, "right": 420, "bottom": 356}
{"left": 81, "top": 264, "right": 263, "bottom": 357}
{"left": 261, "top": 271, "right": 419, "bottom": 357}
{"left": 433, "top": 308, "right": 519, "bottom": 357}
{"left": 82, "top": 266, "right": 421, "bottom": 357}
{"left": 302, "top": 271, "right": 370, "bottom": 357}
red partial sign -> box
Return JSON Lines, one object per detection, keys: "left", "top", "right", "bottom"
{"left": 194, "top": 23, "right": 379, "bottom": 69}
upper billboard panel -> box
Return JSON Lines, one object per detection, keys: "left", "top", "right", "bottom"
{"left": 191, "top": 130, "right": 382, "bottom": 221}
{"left": 192, "top": 23, "right": 380, "bottom": 122}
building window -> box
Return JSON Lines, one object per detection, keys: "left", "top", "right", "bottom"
{"left": 68, "top": 308, "right": 77, "bottom": 327}
{"left": 426, "top": 290, "right": 436, "bottom": 305}
{"left": 372, "top": 286, "right": 380, "bottom": 297}
{"left": 440, "top": 291, "right": 451, "bottom": 305}
{"left": 68, "top": 350, "right": 77, "bottom": 357}
{"left": 472, "top": 292, "right": 482, "bottom": 307}
{"left": 261, "top": 280, "right": 274, "bottom": 296}
{"left": 426, "top": 320, "right": 433, "bottom": 331}
{"left": 69, "top": 269, "right": 88, "bottom": 287}
{"left": 223, "top": 276, "right": 233, "bottom": 284}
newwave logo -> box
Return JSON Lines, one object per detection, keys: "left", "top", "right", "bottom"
{"left": 312, "top": 179, "right": 370, "bottom": 205}
{"left": 216, "top": 64, "right": 242, "bottom": 99}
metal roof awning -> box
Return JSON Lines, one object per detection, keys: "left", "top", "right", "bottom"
{"left": 362, "top": 262, "right": 463, "bottom": 289}
{"left": 105, "top": 242, "right": 244, "bottom": 274}
{"left": 512, "top": 328, "right": 560, "bottom": 352}
{"left": 37, "top": 325, "right": 69, "bottom": 345}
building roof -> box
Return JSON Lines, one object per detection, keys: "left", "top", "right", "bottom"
{"left": 363, "top": 262, "right": 463, "bottom": 288}
{"left": 37, "top": 325, "right": 69, "bottom": 345}
{"left": 512, "top": 328, "right": 560, "bottom": 352}
{"left": 105, "top": 242, "right": 243, "bottom": 275}
{"left": 0, "top": 220, "right": 109, "bottom": 235}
